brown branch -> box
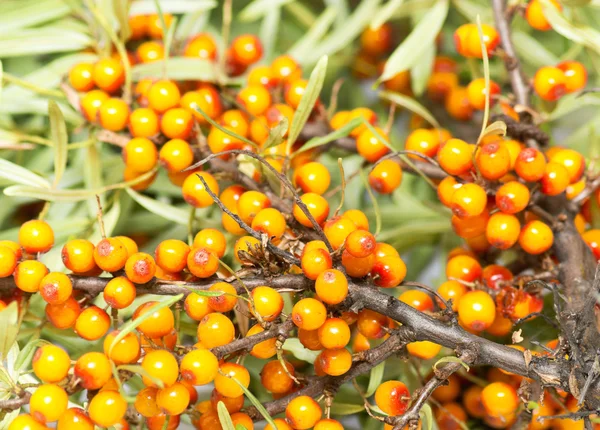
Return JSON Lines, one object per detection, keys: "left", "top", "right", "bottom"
{"left": 0, "top": 391, "right": 31, "bottom": 411}
{"left": 211, "top": 320, "right": 294, "bottom": 359}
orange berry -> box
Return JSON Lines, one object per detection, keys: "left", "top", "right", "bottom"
{"left": 301, "top": 248, "right": 332, "bottom": 280}
{"left": 315, "top": 269, "right": 348, "bottom": 305}
{"left": 438, "top": 139, "right": 474, "bottom": 175}
{"left": 184, "top": 292, "right": 212, "bottom": 321}
{"left": 519, "top": 220, "right": 553, "bottom": 254}
{"left": 341, "top": 248, "right": 374, "bottom": 277}
{"left": 207, "top": 126, "right": 244, "bottom": 156}
{"left": 182, "top": 86, "right": 222, "bottom": 123}
{"left": 104, "top": 330, "right": 141, "bottom": 365}
{"left": 496, "top": 181, "right": 530, "bottom": 214}
{"left": 75, "top": 305, "right": 110, "bottom": 340}
{"left": 94, "top": 237, "right": 128, "bottom": 272}
{"left": 435, "top": 402, "right": 468, "bottom": 430}
{"left": 437, "top": 280, "right": 467, "bottom": 311}
{"left": 118, "top": 236, "right": 141, "bottom": 258}
{"left": 93, "top": 58, "right": 124, "bottom": 93}
{"left": 136, "top": 41, "right": 165, "bottom": 63}
{"left": 159, "top": 139, "right": 194, "bottom": 172}
{"left": 293, "top": 193, "right": 330, "bottom": 227}
{"left": 324, "top": 216, "right": 357, "bottom": 250}
{"left": 219, "top": 109, "right": 250, "bottom": 137}
{"left": 248, "top": 65, "right": 275, "bottom": 89}
{"left": 147, "top": 80, "right": 180, "bottom": 114}
{"left": 197, "top": 312, "right": 235, "bottom": 348}
{"left": 285, "top": 395, "right": 322, "bottom": 430}
{"left": 463, "top": 385, "right": 486, "bottom": 418}
{"left": 549, "top": 148, "right": 585, "bottom": 184}
{"left": 237, "top": 85, "right": 272, "bottom": 116}
{"left": 292, "top": 298, "right": 327, "bottom": 330}
{"left": 342, "top": 209, "right": 369, "bottom": 230}
{"left": 251, "top": 286, "right": 283, "bottom": 322}
{"left": 134, "top": 301, "right": 175, "bottom": 338}
{"left": 184, "top": 33, "right": 217, "bottom": 60}
{"left": 154, "top": 239, "right": 190, "bottom": 273}
{"left": 193, "top": 228, "right": 226, "bottom": 258}
{"left": 129, "top": 108, "right": 159, "bottom": 138}
{"left": 187, "top": 247, "right": 219, "bottom": 278}
{"left": 372, "top": 255, "right": 407, "bottom": 288}
{"left": 103, "top": 276, "right": 136, "bottom": 309}
{"left": 237, "top": 191, "right": 271, "bottom": 224}
{"left": 61, "top": 239, "right": 96, "bottom": 274}
{"left": 80, "top": 89, "right": 109, "bottom": 122}
{"left": 446, "top": 255, "right": 482, "bottom": 283}
{"left": 141, "top": 349, "right": 179, "bottom": 387}
{"left": 215, "top": 362, "right": 250, "bottom": 398}
{"left": 445, "top": 86, "right": 473, "bottom": 121}
{"left": 69, "top": 63, "right": 95, "bottom": 94}
{"left": 486, "top": 213, "right": 520, "bottom": 250}
{"left": 458, "top": 290, "right": 496, "bottom": 331}
{"left": 467, "top": 78, "right": 501, "bottom": 110}
{"left": 515, "top": 148, "right": 546, "bottom": 182}
{"left": 486, "top": 313, "right": 514, "bottom": 337}
{"left": 247, "top": 324, "right": 278, "bottom": 358}
{"left": 369, "top": 160, "right": 403, "bottom": 194}
{"left": 271, "top": 55, "right": 302, "bottom": 84}
{"left": 348, "top": 107, "right": 377, "bottom": 137}
{"left": 557, "top": 60, "right": 587, "bottom": 93}
{"left": 207, "top": 282, "right": 238, "bottom": 313}
{"left": 437, "top": 176, "right": 463, "bottom": 207}
{"left": 375, "top": 380, "right": 410, "bottom": 416}
{"left": 32, "top": 345, "right": 70, "bottom": 383}
{"left": 98, "top": 98, "right": 129, "bottom": 131}
{"left": 450, "top": 183, "right": 487, "bottom": 219}
{"left": 125, "top": 252, "right": 156, "bottom": 284}
{"left": 357, "top": 309, "right": 388, "bottom": 339}
{"left": 317, "top": 318, "right": 351, "bottom": 349}
{"left": 294, "top": 162, "right": 331, "bottom": 195}
{"left": 0, "top": 245, "right": 17, "bottom": 278}
{"left": 356, "top": 127, "right": 390, "bottom": 163}
{"left": 541, "top": 162, "right": 570, "bottom": 196}
{"left": 88, "top": 391, "right": 127, "bottom": 427}
{"left": 231, "top": 413, "right": 254, "bottom": 430}
{"left": 454, "top": 23, "right": 499, "bottom": 58}
{"left": 476, "top": 142, "right": 511, "bottom": 180}
{"left": 534, "top": 66, "right": 567, "bottom": 101}
{"left": 284, "top": 79, "right": 308, "bottom": 109}
{"left": 234, "top": 235, "right": 261, "bottom": 263}
{"left": 30, "top": 384, "right": 68, "bottom": 423}
{"left": 156, "top": 382, "right": 190, "bottom": 415}
{"left": 74, "top": 352, "right": 111, "bottom": 390}
{"left": 407, "top": 340, "right": 442, "bottom": 359}
{"left": 135, "top": 387, "right": 160, "bottom": 418}
{"left": 124, "top": 165, "right": 157, "bottom": 191}
{"left": 317, "top": 347, "right": 352, "bottom": 376}
{"left": 180, "top": 348, "right": 219, "bottom": 386}
{"left": 160, "top": 107, "right": 193, "bottom": 140}
{"left": 481, "top": 382, "right": 519, "bottom": 418}
{"left": 360, "top": 23, "right": 393, "bottom": 56}
{"left": 452, "top": 211, "right": 489, "bottom": 239}
{"left": 405, "top": 128, "right": 441, "bottom": 158}
{"left": 251, "top": 208, "right": 287, "bottom": 240}
{"left": 260, "top": 360, "right": 295, "bottom": 394}
{"left": 526, "top": 0, "right": 561, "bottom": 31}
{"left": 432, "top": 374, "right": 461, "bottom": 403}
{"left": 182, "top": 171, "right": 219, "bottom": 208}
{"left": 398, "top": 289, "right": 434, "bottom": 312}
{"left": 45, "top": 296, "right": 80, "bottom": 329}
{"left": 19, "top": 220, "right": 54, "bottom": 254}
{"left": 39, "top": 272, "right": 72, "bottom": 305}
{"left": 231, "top": 34, "right": 263, "bottom": 66}
{"left": 57, "top": 408, "right": 94, "bottom": 430}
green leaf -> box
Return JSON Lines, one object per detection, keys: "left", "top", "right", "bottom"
{"left": 410, "top": 44, "right": 435, "bottom": 97}
{"left": 420, "top": 403, "right": 434, "bottom": 430}
{"left": 259, "top": 7, "right": 281, "bottom": 63}
{"left": 117, "top": 364, "right": 165, "bottom": 389}
{"left": 452, "top": 0, "right": 492, "bottom": 22}
{"left": 512, "top": 31, "right": 559, "bottom": 68}
{"left": 0, "top": 0, "right": 72, "bottom": 32}
{"left": 288, "top": 6, "right": 337, "bottom": 60}
{"left": 183, "top": 287, "right": 225, "bottom": 297}
{"left": 547, "top": 93, "right": 600, "bottom": 121}
{"left": 286, "top": 55, "right": 328, "bottom": 152}
{"left": 365, "top": 362, "right": 385, "bottom": 397}
{"left": 0, "top": 159, "right": 50, "bottom": 188}
{"left": 433, "top": 356, "right": 470, "bottom": 372}
{"left": 108, "top": 294, "right": 183, "bottom": 355}
{"left": 130, "top": 0, "right": 217, "bottom": 14}
{"left": 126, "top": 188, "right": 189, "bottom": 225}
{"left": 0, "top": 302, "right": 20, "bottom": 360}
{"left": 282, "top": 338, "right": 320, "bottom": 363}
{"left": 192, "top": 106, "right": 258, "bottom": 150}
{"left": 48, "top": 101, "right": 68, "bottom": 188}
{"left": 540, "top": 0, "right": 600, "bottom": 55}
{"left": 230, "top": 377, "right": 277, "bottom": 428}
{"left": 239, "top": 0, "right": 292, "bottom": 21}
{"left": 131, "top": 57, "right": 216, "bottom": 82}
{"left": 295, "top": 116, "right": 362, "bottom": 155}
{"left": 14, "top": 339, "right": 50, "bottom": 373}
{"left": 235, "top": 426, "right": 248, "bottom": 430}
{"left": 0, "top": 27, "right": 93, "bottom": 57}
{"left": 370, "top": 0, "right": 405, "bottom": 29}
{"left": 217, "top": 401, "right": 236, "bottom": 430}
{"left": 379, "top": 90, "right": 440, "bottom": 129}
{"left": 262, "top": 118, "right": 288, "bottom": 151}
{"left": 330, "top": 403, "right": 366, "bottom": 415}
{"left": 113, "top": 0, "right": 131, "bottom": 42}
{"left": 378, "top": 0, "right": 448, "bottom": 83}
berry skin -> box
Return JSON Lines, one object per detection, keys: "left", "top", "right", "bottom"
{"left": 342, "top": 209, "right": 369, "bottom": 230}
{"left": 160, "top": 108, "right": 193, "bottom": 140}
{"left": 69, "top": 62, "right": 94, "bottom": 91}
{"left": 361, "top": 23, "right": 393, "bottom": 56}
{"left": 271, "top": 55, "right": 302, "bottom": 84}
{"left": 116, "top": 236, "right": 139, "bottom": 258}
{"left": 299, "top": 327, "right": 324, "bottom": 351}
{"left": 435, "top": 402, "right": 468, "bottom": 430}
{"left": 405, "top": 128, "right": 442, "bottom": 158}
{"left": 467, "top": 78, "right": 501, "bottom": 110}
{"left": 541, "top": 162, "right": 570, "bottom": 196}
{"left": 135, "top": 387, "right": 160, "bottom": 417}
{"left": 285, "top": 395, "right": 323, "bottom": 430}
{"left": 231, "top": 34, "right": 263, "bottom": 66}
{"left": 159, "top": 138, "right": 194, "bottom": 172}
{"left": 445, "top": 86, "right": 474, "bottom": 121}
{"left": 237, "top": 85, "right": 272, "bottom": 116}
{"left": 375, "top": 380, "right": 410, "bottom": 416}
{"left": 437, "top": 177, "right": 463, "bottom": 207}
{"left": 557, "top": 60, "right": 587, "bottom": 93}
{"left": 81, "top": 89, "right": 110, "bottom": 122}
{"left": 207, "top": 282, "right": 238, "bottom": 313}
{"left": 446, "top": 255, "right": 482, "bottom": 283}
{"left": 182, "top": 171, "right": 219, "bottom": 208}
{"left": 57, "top": 408, "right": 94, "bottom": 430}
{"left": 237, "top": 191, "right": 271, "bottom": 224}
{"left": 215, "top": 362, "right": 250, "bottom": 398}
{"left": 534, "top": 66, "right": 567, "bottom": 101}
{"left": 32, "top": 345, "right": 70, "bottom": 383}
{"left": 314, "top": 419, "right": 344, "bottom": 430}
{"left": 315, "top": 269, "right": 348, "bottom": 305}
{"left": 156, "top": 382, "right": 190, "bottom": 415}
{"left": 184, "top": 292, "right": 212, "bottom": 321}
{"left": 369, "top": 160, "right": 403, "bottom": 194}
{"left": 197, "top": 313, "right": 236, "bottom": 348}
{"left": 193, "top": 228, "right": 226, "bottom": 259}
{"left": 180, "top": 348, "right": 219, "bottom": 386}
{"left": 515, "top": 148, "right": 546, "bottom": 182}
{"left": 184, "top": 33, "right": 218, "bottom": 60}
{"left": 92, "top": 58, "right": 124, "bottom": 93}
{"left": 0, "top": 246, "right": 17, "bottom": 278}
{"left": 187, "top": 247, "right": 219, "bottom": 278}
{"left": 292, "top": 298, "right": 327, "bottom": 330}
{"left": 134, "top": 301, "right": 175, "bottom": 339}
{"left": 318, "top": 318, "right": 351, "bottom": 349}
{"left": 357, "top": 309, "right": 388, "bottom": 339}
{"left": 248, "top": 324, "right": 278, "bottom": 358}
{"left": 61, "top": 239, "right": 96, "bottom": 274}
{"left": 486, "top": 213, "right": 521, "bottom": 250}
{"left": 123, "top": 137, "right": 158, "bottom": 173}
{"left": 99, "top": 98, "right": 129, "bottom": 132}
{"left": 103, "top": 276, "right": 136, "bottom": 309}
{"left": 248, "top": 65, "right": 275, "bottom": 88}
{"left": 155, "top": 239, "right": 190, "bottom": 273}
{"left": 372, "top": 255, "right": 407, "bottom": 288}
{"left": 476, "top": 142, "right": 511, "bottom": 180}
{"left": 452, "top": 211, "right": 488, "bottom": 239}
{"left": 356, "top": 127, "right": 390, "bottom": 163}
{"left": 324, "top": 216, "right": 358, "bottom": 250}
{"left": 293, "top": 193, "right": 330, "bottom": 227}
{"left": 285, "top": 79, "right": 308, "bottom": 109}
{"left": 207, "top": 125, "right": 244, "bottom": 156}
{"left": 147, "top": 80, "right": 181, "bottom": 113}
{"left": 458, "top": 290, "right": 496, "bottom": 331}
{"left": 317, "top": 347, "right": 352, "bottom": 376}
{"left": 454, "top": 23, "right": 499, "bottom": 58}
{"left": 124, "top": 252, "right": 156, "bottom": 284}
{"left": 9, "top": 414, "right": 47, "bottom": 430}
{"left": 74, "top": 352, "right": 112, "bottom": 390}
{"left": 181, "top": 86, "right": 222, "bottom": 123}
{"left": 549, "top": 148, "right": 585, "bottom": 184}
{"left": 399, "top": 290, "right": 435, "bottom": 312}
{"left": 437, "top": 280, "right": 467, "bottom": 311}
{"left": 19, "top": 220, "right": 54, "bottom": 254}
{"left": 261, "top": 360, "right": 295, "bottom": 394}
{"left": 142, "top": 349, "right": 179, "bottom": 387}
{"left": 496, "top": 181, "right": 530, "bottom": 214}
{"left": 0, "top": 240, "right": 22, "bottom": 260}
{"left": 234, "top": 235, "right": 261, "bottom": 263}
{"left": 39, "top": 272, "right": 72, "bottom": 305}
{"left": 104, "top": 330, "right": 141, "bottom": 365}
{"left": 407, "top": 341, "right": 442, "bottom": 359}
{"left": 74, "top": 306, "right": 110, "bottom": 340}
{"left": 251, "top": 208, "right": 287, "bottom": 240}
{"left": 432, "top": 374, "right": 461, "bottom": 403}
{"left": 481, "top": 382, "right": 519, "bottom": 419}
{"left": 294, "top": 162, "right": 331, "bottom": 195}
{"left": 88, "top": 391, "right": 127, "bottom": 427}
{"left": 30, "top": 384, "right": 69, "bottom": 423}
{"left": 251, "top": 286, "right": 284, "bottom": 321}
{"left": 526, "top": 0, "right": 561, "bottom": 31}
{"left": 45, "top": 296, "right": 81, "bottom": 329}
{"left": 438, "top": 139, "right": 474, "bottom": 175}
{"left": 519, "top": 220, "right": 554, "bottom": 255}
{"left": 450, "top": 183, "right": 487, "bottom": 219}
{"left": 94, "top": 237, "right": 128, "bottom": 272}
{"left": 129, "top": 108, "right": 159, "bottom": 138}
{"left": 136, "top": 41, "right": 165, "bottom": 64}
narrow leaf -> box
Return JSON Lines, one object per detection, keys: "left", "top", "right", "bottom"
{"left": 262, "top": 118, "right": 288, "bottom": 151}
{"left": 113, "top": 0, "right": 131, "bottom": 42}
{"left": 420, "top": 403, "right": 435, "bottom": 430}
{"left": 0, "top": 159, "right": 50, "bottom": 189}
{"left": 14, "top": 339, "right": 50, "bottom": 373}
{"left": 230, "top": 377, "right": 277, "bottom": 428}
{"left": 192, "top": 106, "right": 258, "bottom": 149}
{"left": 379, "top": 90, "right": 440, "bottom": 129}
{"left": 130, "top": 0, "right": 217, "bottom": 14}
{"left": 217, "top": 401, "right": 236, "bottom": 430}
{"left": 370, "top": 0, "right": 405, "bottom": 29}
{"left": 480, "top": 121, "right": 507, "bottom": 140}
{"left": 433, "top": 356, "right": 470, "bottom": 372}
{"left": 48, "top": 101, "right": 68, "bottom": 188}
{"left": 126, "top": 188, "right": 189, "bottom": 225}
{"left": 512, "top": 30, "right": 559, "bottom": 67}
{"left": 117, "top": 364, "right": 165, "bottom": 389}
{"left": 132, "top": 57, "right": 216, "bottom": 82}
{"left": 540, "top": 0, "right": 600, "bottom": 55}
{"left": 295, "top": 116, "right": 363, "bottom": 155}
{"left": 0, "top": 302, "right": 20, "bottom": 360}
{"left": 259, "top": 7, "right": 281, "bottom": 63}
{"left": 288, "top": 7, "right": 337, "bottom": 60}
{"left": 183, "top": 287, "right": 225, "bottom": 297}
{"left": 239, "top": 0, "right": 292, "bottom": 21}
{"left": 329, "top": 403, "right": 366, "bottom": 415}
{"left": 365, "top": 362, "right": 385, "bottom": 397}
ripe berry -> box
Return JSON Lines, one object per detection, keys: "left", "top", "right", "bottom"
{"left": 534, "top": 66, "right": 567, "bottom": 101}
{"left": 437, "top": 280, "right": 467, "bottom": 311}
{"left": 437, "top": 177, "right": 463, "bottom": 207}
{"left": 207, "top": 125, "right": 244, "bottom": 155}
{"left": 69, "top": 62, "right": 95, "bottom": 92}
{"left": 360, "top": 23, "right": 393, "bottom": 56}
{"left": 181, "top": 86, "right": 222, "bottom": 123}
{"left": 405, "top": 128, "right": 442, "bottom": 158}
{"left": 135, "top": 387, "right": 160, "bottom": 418}
{"left": 315, "top": 269, "right": 348, "bottom": 305}
{"left": 160, "top": 107, "right": 193, "bottom": 140}
{"left": 134, "top": 301, "right": 175, "bottom": 339}
{"left": 147, "top": 80, "right": 180, "bottom": 113}
{"left": 438, "top": 139, "right": 474, "bottom": 175}
{"left": 93, "top": 58, "right": 124, "bottom": 93}
{"left": 458, "top": 290, "right": 496, "bottom": 331}
{"left": 372, "top": 255, "right": 407, "bottom": 288}
{"left": 247, "top": 324, "right": 278, "bottom": 358}
{"left": 248, "top": 65, "right": 275, "bottom": 88}
{"left": 261, "top": 360, "right": 295, "bottom": 394}
{"left": 136, "top": 41, "right": 165, "bottom": 63}
{"left": 104, "top": 276, "right": 136, "bottom": 309}
{"left": 81, "top": 89, "right": 110, "bottom": 122}
{"left": 285, "top": 395, "right": 322, "bottom": 430}
{"left": 292, "top": 298, "right": 327, "bottom": 330}
{"left": 123, "top": 137, "right": 158, "bottom": 173}
{"left": 496, "top": 181, "right": 530, "bottom": 214}
{"left": 0, "top": 245, "right": 17, "bottom": 278}
{"left": 187, "top": 247, "right": 219, "bottom": 278}
{"left": 32, "top": 345, "right": 70, "bottom": 383}
{"left": 407, "top": 340, "right": 442, "bottom": 359}
{"left": 342, "top": 209, "right": 369, "bottom": 230}
{"left": 445, "top": 86, "right": 474, "bottom": 121}
{"left": 99, "top": 98, "right": 129, "bottom": 132}
{"left": 251, "top": 208, "right": 287, "bottom": 240}
{"left": 515, "top": 148, "right": 546, "bottom": 182}
{"left": 124, "top": 252, "right": 156, "bottom": 284}
{"left": 231, "top": 34, "right": 263, "bottom": 66}
{"left": 357, "top": 309, "right": 388, "bottom": 339}
{"left": 455, "top": 23, "right": 499, "bottom": 58}
{"left": 61, "top": 239, "right": 96, "bottom": 274}
{"left": 284, "top": 78, "right": 308, "bottom": 109}
{"left": 94, "top": 237, "right": 128, "bottom": 272}
{"left": 184, "top": 33, "right": 218, "bottom": 60}
{"left": 399, "top": 290, "right": 435, "bottom": 312}
{"left": 182, "top": 171, "right": 219, "bottom": 208}
{"left": 75, "top": 306, "right": 110, "bottom": 340}
{"left": 215, "top": 362, "right": 250, "bottom": 398}
{"left": 450, "top": 183, "right": 487, "bottom": 218}
{"left": 476, "top": 142, "right": 511, "bottom": 180}
{"left": 481, "top": 382, "right": 519, "bottom": 419}
{"left": 317, "top": 347, "right": 352, "bottom": 376}
{"left": 88, "top": 391, "right": 127, "bottom": 427}
{"left": 293, "top": 193, "right": 330, "bottom": 227}
{"left": 356, "top": 127, "right": 390, "bottom": 163}
{"left": 156, "top": 382, "right": 190, "bottom": 415}
{"left": 435, "top": 402, "right": 468, "bottom": 430}
{"left": 271, "top": 55, "right": 302, "bottom": 84}
{"left": 39, "top": 272, "right": 72, "bottom": 305}
{"left": 486, "top": 213, "right": 520, "bottom": 250}
{"left": 197, "top": 313, "right": 235, "bottom": 348}
{"left": 57, "top": 408, "right": 94, "bottom": 430}
{"left": 519, "top": 220, "right": 554, "bottom": 254}
{"left": 158, "top": 139, "right": 193, "bottom": 172}
{"left": 446, "top": 255, "right": 482, "bottom": 283}
{"left": 549, "top": 148, "right": 585, "bottom": 184}
{"left": 526, "top": 0, "right": 561, "bottom": 31}
{"left": 237, "top": 85, "right": 272, "bottom": 116}
{"left": 154, "top": 239, "right": 190, "bottom": 273}
{"left": 294, "top": 162, "right": 331, "bottom": 195}
{"left": 324, "top": 216, "right": 358, "bottom": 250}
{"left": 557, "top": 60, "right": 587, "bottom": 93}
{"left": 541, "top": 162, "right": 570, "bottom": 196}
{"left": 30, "top": 383, "right": 68, "bottom": 423}
{"left": 74, "top": 352, "right": 112, "bottom": 390}
{"left": 104, "top": 330, "right": 141, "bottom": 365}
{"left": 19, "top": 220, "right": 54, "bottom": 254}
{"left": 369, "top": 160, "right": 403, "bottom": 194}
{"left": 375, "top": 380, "right": 410, "bottom": 416}
{"left": 193, "top": 228, "right": 226, "bottom": 258}
{"left": 141, "top": 349, "right": 179, "bottom": 387}
{"left": 452, "top": 211, "right": 488, "bottom": 239}
{"left": 206, "top": 282, "right": 237, "bottom": 313}
{"left": 318, "top": 318, "right": 351, "bottom": 349}
{"left": 251, "top": 286, "right": 283, "bottom": 321}
{"left": 129, "top": 107, "right": 159, "bottom": 138}
{"left": 45, "top": 296, "right": 81, "bottom": 329}
{"left": 179, "top": 348, "right": 219, "bottom": 386}
{"left": 467, "top": 78, "right": 501, "bottom": 110}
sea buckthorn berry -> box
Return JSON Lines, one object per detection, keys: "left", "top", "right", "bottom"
{"left": 534, "top": 66, "right": 567, "bottom": 101}
{"left": 155, "top": 239, "right": 190, "bottom": 273}
{"left": 437, "top": 176, "right": 463, "bottom": 207}
{"left": 117, "top": 236, "right": 139, "bottom": 258}
{"left": 156, "top": 382, "right": 190, "bottom": 415}
{"left": 129, "top": 108, "right": 159, "bottom": 138}
{"left": 292, "top": 298, "right": 327, "bottom": 330}
{"left": 74, "top": 352, "right": 111, "bottom": 390}
{"left": 180, "top": 348, "right": 219, "bottom": 386}
{"left": 301, "top": 248, "right": 332, "bottom": 280}
{"left": 0, "top": 246, "right": 17, "bottom": 278}
{"left": 324, "top": 216, "right": 358, "bottom": 250}
{"left": 499, "top": 139, "right": 524, "bottom": 169}
{"left": 405, "top": 128, "right": 441, "bottom": 158}
{"left": 159, "top": 139, "right": 194, "bottom": 172}
{"left": 94, "top": 237, "right": 128, "bottom": 272}
{"left": 482, "top": 265, "right": 514, "bottom": 290}
{"left": 437, "top": 280, "right": 467, "bottom": 311}
{"left": 182, "top": 86, "right": 222, "bottom": 122}
{"left": 445, "top": 86, "right": 474, "bottom": 121}
{"left": 375, "top": 381, "right": 410, "bottom": 416}
{"left": 399, "top": 290, "right": 435, "bottom": 312}
{"left": 123, "top": 137, "right": 158, "bottom": 174}
{"left": 124, "top": 166, "right": 157, "bottom": 191}
{"left": 372, "top": 255, "right": 407, "bottom": 288}
{"left": 251, "top": 286, "right": 283, "bottom": 322}
{"left": 515, "top": 148, "right": 546, "bottom": 182}
{"left": 446, "top": 255, "right": 482, "bottom": 283}
{"left": 314, "top": 419, "right": 344, "bottom": 430}
{"left": 215, "top": 362, "right": 250, "bottom": 398}
{"left": 584, "top": 229, "right": 600, "bottom": 260}
{"left": 317, "top": 347, "right": 352, "bottom": 376}
{"left": 432, "top": 374, "right": 461, "bottom": 403}
{"left": 467, "top": 78, "right": 501, "bottom": 110}
{"left": 193, "top": 228, "right": 226, "bottom": 258}
{"left": 342, "top": 209, "right": 369, "bottom": 230}
{"left": 260, "top": 360, "right": 295, "bottom": 394}
{"left": 207, "top": 126, "right": 244, "bottom": 156}
{"left": 128, "top": 14, "right": 148, "bottom": 39}
{"left": 357, "top": 309, "right": 388, "bottom": 340}
{"left": 526, "top": 0, "right": 561, "bottom": 31}
{"left": 317, "top": 318, "right": 351, "bottom": 349}
{"left": 286, "top": 395, "right": 322, "bottom": 430}
{"left": 486, "top": 213, "right": 521, "bottom": 250}
{"left": 141, "top": 349, "right": 179, "bottom": 388}
{"left": 450, "top": 183, "right": 487, "bottom": 218}
{"left": 234, "top": 235, "right": 261, "bottom": 263}
{"left": 187, "top": 247, "right": 219, "bottom": 278}
{"left": 348, "top": 107, "right": 377, "bottom": 137}
{"left": 0, "top": 241, "right": 21, "bottom": 261}
{"left": 197, "top": 312, "right": 236, "bottom": 348}
{"left": 98, "top": 98, "right": 129, "bottom": 131}
{"left": 297, "top": 328, "right": 323, "bottom": 351}
{"left": 104, "top": 276, "right": 136, "bottom": 309}
{"left": 220, "top": 109, "right": 250, "bottom": 137}
{"left": 147, "top": 12, "right": 173, "bottom": 38}
{"left": 88, "top": 391, "right": 127, "bottom": 427}
{"left": 184, "top": 292, "right": 212, "bottom": 321}
{"left": 45, "top": 296, "right": 81, "bottom": 329}
{"left": 237, "top": 85, "right": 272, "bottom": 116}
{"left": 375, "top": 243, "right": 400, "bottom": 259}
{"left": 549, "top": 148, "right": 585, "bottom": 184}
{"left": 369, "top": 160, "right": 403, "bottom": 194}
{"left": 32, "top": 345, "right": 70, "bottom": 383}
{"left": 9, "top": 414, "right": 48, "bottom": 430}
{"left": 160, "top": 107, "right": 193, "bottom": 140}
{"left": 435, "top": 402, "right": 468, "bottom": 430}
{"left": 519, "top": 220, "right": 554, "bottom": 255}
{"left": 69, "top": 62, "right": 95, "bottom": 92}
{"left": 356, "top": 126, "right": 390, "bottom": 163}
{"left": 61, "top": 239, "right": 96, "bottom": 274}
{"left": 39, "top": 272, "right": 72, "bottom": 305}
{"left": 361, "top": 23, "right": 393, "bottom": 56}
{"left": 237, "top": 191, "right": 271, "bottom": 224}
{"left": 247, "top": 324, "right": 278, "bottom": 358}
{"left": 567, "top": 178, "right": 586, "bottom": 200}
{"left": 248, "top": 65, "right": 275, "bottom": 88}
{"left": 476, "top": 142, "right": 511, "bottom": 180}
{"left": 147, "top": 80, "right": 181, "bottom": 113}
{"left": 284, "top": 78, "right": 308, "bottom": 109}
{"left": 57, "top": 407, "right": 94, "bottom": 430}
{"left": 458, "top": 290, "right": 496, "bottom": 331}
{"left": 251, "top": 208, "right": 287, "bottom": 240}
{"left": 230, "top": 413, "right": 254, "bottom": 430}
{"left": 231, "top": 34, "right": 263, "bottom": 66}
{"left": 438, "top": 139, "right": 474, "bottom": 175}
{"left": 496, "top": 181, "right": 530, "bottom": 214}
{"left": 315, "top": 269, "right": 348, "bottom": 305}
{"left": 135, "top": 387, "right": 160, "bottom": 418}
{"left": 136, "top": 41, "right": 165, "bottom": 63}
{"left": 207, "top": 282, "right": 238, "bottom": 312}
{"left": 557, "top": 60, "right": 587, "bottom": 93}
{"left": 81, "top": 89, "right": 109, "bottom": 122}
{"left": 271, "top": 55, "right": 302, "bottom": 84}
{"left": 133, "top": 301, "right": 175, "bottom": 339}
{"left": 486, "top": 312, "right": 514, "bottom": 337}
{"left": 462, "top": 385, "right": 486, "bottom": 419}
{"left": 125, "top": 252, "right": 156, "bottom": 284}
{"left": 427, "top": 71, "right": 459, "bottom": 101}
{"left": 184, "top": 33, "right": 217, "bottom": 60}
{"left": 541, "top": 162, "right": 570, "bottom": 196}
{"left": 19, "top": 220, "right": 54, "bottom": 254}
{"left": 75, "top": 306, "right": 110, "bottom": 340}
{"left": 294, "top": 162, "right": 331, "bottom": 195}
{"left": 407, "top": 341, "right": 442, "bottom": 359}
{"left": 452, "top": 211, "right": 489, "bottom": 239}
{"left": 30, "top": 383, "right": 68, "bottom": 423}
{"left": 93, "top": 58, "right": 124, "bottom": 93}
{"left": 104, "top": 330, "right": 141, "bottom": 365}
{"left": 481, "top": 382, "right": 519, "bottom": 419}
{"left": 182, "top": 171, "right": 219, "bottom": 208}
{"left": 293, "top": 193, "right": 330, "bottom": 227}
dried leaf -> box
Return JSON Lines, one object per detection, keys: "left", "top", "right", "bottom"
{"left": 512, "top": 329, "right": 524, "bottom": 344}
